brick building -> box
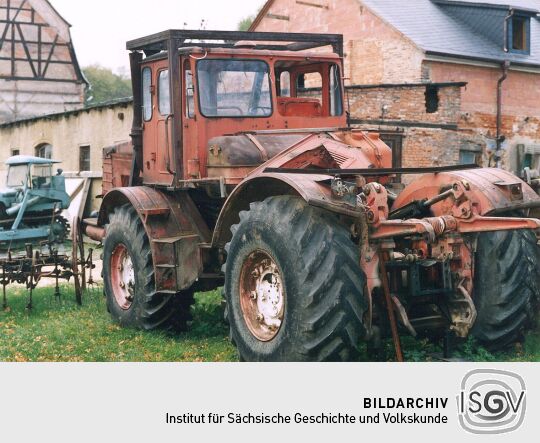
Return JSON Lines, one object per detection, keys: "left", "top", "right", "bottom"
{"left": 0, "top": 0, "right": 86, "bottom": 123}
{"left": 251, "top": 0, "right": 540, "bottom": 176}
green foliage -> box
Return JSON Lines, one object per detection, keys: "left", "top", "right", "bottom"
{"left": 237, "top": 15, "right": 255, "bottom": 32}
{"left": 237, "top": 2, "right": 265, "bottom": 31}
{"left": 83, "top": 65, "right": 132, "bottom": 106}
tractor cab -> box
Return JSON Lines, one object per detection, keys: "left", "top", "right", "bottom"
{"left": 2, "top": 156, "right": 69, "bottom": 213}
{"left": 0, "top": 156, "right": 70, "bottom": 247}
{"left": 7, "top": 156, "right": 56, "bottom": 189}
{"left": 123, "top": 30, "right": 354, "bottom": 190}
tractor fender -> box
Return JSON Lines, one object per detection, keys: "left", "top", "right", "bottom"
{"left": 393, "top": 168, "right": 540, "bottom": 216}
{"left": 212, "top": 173, "right": 360, "bottom": 248}
{"left": 99, "top": 187, "right": 210, "bottom": 293}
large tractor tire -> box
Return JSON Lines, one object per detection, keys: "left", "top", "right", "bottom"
{"left": 103, "top": 204, "right": 194, "bottom": 331}
{"left": 223, "top": 196, "right": 368, "bottom": 362}
{"left": 472, "top": 229, "right": 540, "bottom": 350}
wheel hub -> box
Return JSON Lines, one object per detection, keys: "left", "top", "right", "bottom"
{"left": 110, "top": 244, "right": 135, "bottom": 310}
{"left": 240, "top": 251, "right": 284, "bottom": 342}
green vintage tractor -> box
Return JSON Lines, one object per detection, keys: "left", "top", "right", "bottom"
{"left": 0, "top": 155, "right": 70, "bottom": 249}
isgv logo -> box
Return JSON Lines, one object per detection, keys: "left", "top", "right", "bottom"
{"left": 457, "top": 369, "right": 526, "bottom": 434}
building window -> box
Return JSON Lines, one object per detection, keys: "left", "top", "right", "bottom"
{"left": 508, "top": 16, "right": 530, "bottom": 54}
{"left": 459, "top": 149, "right": 481, "bottom": 165}
{"left": 425, "top": 85, "right": 439, "bottom": 113}
{"left": 11, "top": 149, "right": 20, "bottom": 157}
{"left": 79, "top": 145, "right": 91, "bottom": 172}
{"left": 36, "top": 143, "right": 52, "bottom": 159}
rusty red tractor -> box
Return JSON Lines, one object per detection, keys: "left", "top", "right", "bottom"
{"left": 83, "top": 30, "right": 540, "bottom": 361}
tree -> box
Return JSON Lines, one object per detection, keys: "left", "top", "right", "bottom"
{"left": 237, "top": 2, "right": 265, "bottom": 31}
{"left": 237, "top": 15, "right": 255, "bottom": 31}
{"left": 83, "top": 65, "right": 132, "bottom": 106}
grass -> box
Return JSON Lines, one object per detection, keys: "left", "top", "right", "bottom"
{"left": 0, "top": 286, "right": 237, "bottom": 362}
{"left": 0, "top": 285, "right": 538, "bottom": 362}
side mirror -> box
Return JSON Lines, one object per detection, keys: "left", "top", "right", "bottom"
{"left": 57, "top": 168, "right": 63, "bottom": 176}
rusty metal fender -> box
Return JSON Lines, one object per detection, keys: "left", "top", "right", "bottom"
{"left": 99, "top": 187, "right": 210, "bottom": 293}
{"left": 393, "top": 168, "right": 540, "bottom": 216}
{"left": 212, "top": 173, "right": 360, "bottom": 248}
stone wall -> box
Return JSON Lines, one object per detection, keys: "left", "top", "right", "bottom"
{"left": 428, "top": 61, "right": 540, "bottom": 173}
{"left": 345, "top": 84, "right": 467, "bottom": 179}
{"left": 0, "top": 98, "right": 133, "bottom": 210}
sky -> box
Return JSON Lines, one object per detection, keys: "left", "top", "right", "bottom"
{"left": 49, "top": 0, "right": 266, "bottom": 74}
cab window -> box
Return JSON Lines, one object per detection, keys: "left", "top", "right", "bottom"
{"left": 32, "top": 164, "right": 52, "bottom": 189}
{"left": 158, "top": 70, "right": 171, "bottom": 115}
{"left": 142, "top": 67, "right": 152, "bottom": 121}
{"left": 185, "top": 63, "right": 195, "bottom": 118}
{"left": 329, "top": 65, "right": 343, "bottom": 116}
{"left": 197, "top": 59, "right": 272, "bottom": 117}
{"left": 275, "top": 61, "right": 344, "bottom": 118}
{"left": 7, "top": 165, "right": 27, "bottom": 188}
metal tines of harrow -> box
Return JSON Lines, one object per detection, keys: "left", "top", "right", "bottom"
{"left": 1, "top": 240, "right": 95, "bottom": 311}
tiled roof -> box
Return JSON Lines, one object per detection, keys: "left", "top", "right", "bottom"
{"left": 362, "top": 0, "right": 540, "bottom": 66}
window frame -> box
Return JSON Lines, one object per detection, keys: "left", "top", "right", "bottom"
{"left": 142, "top": 66, "right": 153, "bottom": 122}
{"left": 195, "top": 58, "right": 274, "bottom": 119}
{"left": 425, "top": 85, "right": 440, "bottom": 114}
{"left": 280, "top": 61, "right": 344, "bottom": 118}
{"left": 157, "top": 69, "right": 171, "bottom": 116}
{"left": 79, "top": 145, "right": 91, "bottom": 172}
{"left": 329, "top": 64, "right": 344, "bottom": 117}
{"left": 459, "top": 149, "right": 482, "bottom": 166}
{"left": 35, "top": 143, "right": 52, "bottom": 159}
{"left": 508, "top": 15, "right": 531, "bottom": 55}
{"left": 184, "top": 61, "right": 195, "bottom": 119}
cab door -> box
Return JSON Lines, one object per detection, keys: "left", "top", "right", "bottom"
{"left": 156, "top": 66, "right": 174, "bottom": 183}
{"left": 141, "top": 60, "right": 174, "bottom": 186}
{"left": 182, "top": 59, "right": 200, "bottom": 179}
{"left": 141, "top": 64, "right": 157, "bottom": 183}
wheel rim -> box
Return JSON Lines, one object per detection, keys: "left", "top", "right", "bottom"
{"left": 239, "top": 250, "right": 285, "bottom": 342}
{"left": 110, "top": 244, "right": 135, "bottom": 310}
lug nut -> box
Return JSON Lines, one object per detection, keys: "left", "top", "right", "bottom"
{"left": 250, "top": 291, "right": 257, "bottom": 300}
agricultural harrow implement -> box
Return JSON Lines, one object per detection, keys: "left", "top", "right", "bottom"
{"left": 0, "top": 156, "right": 95, "bottom": 310}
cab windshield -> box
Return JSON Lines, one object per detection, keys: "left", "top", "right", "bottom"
{"left": 6, "top": 165, "right": 28, "bottom": 188}
{"left": 32, "top": 164, "right": 52, "bottom": 188}
{"left": 197, "top": 59, "right": 272, "bottom": 117}
{"left": 6, "top": 164, "right": 52, "bottom": 189}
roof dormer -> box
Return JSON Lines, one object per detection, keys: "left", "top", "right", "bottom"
{"left": 433, "top": 1, "right": 538, "bottom": 55}
{"left": 507, "top": 11, "right": 532, "bottom": 54}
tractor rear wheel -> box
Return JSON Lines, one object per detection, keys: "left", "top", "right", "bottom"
{"left": 472, "top": 229, "right": 540, "bottom": 350}
{"left": 103, "top": 204, "right": 194, "bottom": 331}
{"left": 223, "top": 196, "right": 368, "bottom": 362}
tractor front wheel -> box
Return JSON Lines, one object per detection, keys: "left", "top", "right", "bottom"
{"left": 103, "top": 204, "right": 194, "bottom": 331}
{"left": 223, "top": 196, "right": 369, "bottom": 362}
